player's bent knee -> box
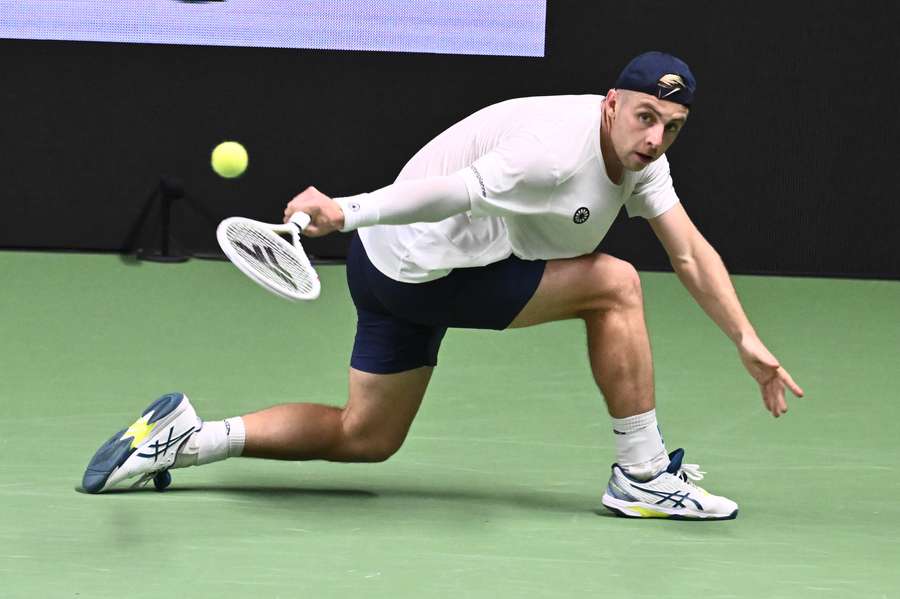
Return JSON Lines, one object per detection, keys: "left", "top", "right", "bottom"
{"left": 588, "top": 255, "right": 643, "bottom": 310}
{"left": 339, "top": 415, "right": 407, "bottom": 462}
{"left": 346, "top": 434, "right": 405, "bottom": 462}
{"left": 357, "top": 440, "right": 403, "bottom": 463}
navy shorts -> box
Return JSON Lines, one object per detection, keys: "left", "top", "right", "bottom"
{"left": 346, "top": 233, "right": 546, "bottom": 374}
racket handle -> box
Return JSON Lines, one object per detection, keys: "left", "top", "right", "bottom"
{"left": 289, "top": 211, "right": 311, "bottom": 231}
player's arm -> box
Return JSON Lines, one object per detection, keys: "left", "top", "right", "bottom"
{"left": 283, "top": 175, "right": 472, "bottom": 236}
{"left": 284, "top": 133, "right": 554, "bottom": 235}
{"left": 648, "top": 203, "right": 805, "bottom": 417}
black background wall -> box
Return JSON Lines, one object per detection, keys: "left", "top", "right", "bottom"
{"left": 2, "top": 1, "right": 898, "bottom": 278}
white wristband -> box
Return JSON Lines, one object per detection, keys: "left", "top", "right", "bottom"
{"left": 334, "top": 194, "right": 379, "bottom": 232}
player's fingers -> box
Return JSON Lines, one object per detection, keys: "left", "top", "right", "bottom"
{"left": 768, "top": 394, "right": 780, "bottom": 417}
{"left": 766, "top": 396, "right": 781, "bottom": 418}
{"left": 762, "top": 394, "right": 773, "bottom": 417}
{"left": 760, "top": 355, "right": 780, "bottom": 370}
{"left": 284, "top": 202, "right": 300, "bottom": 223}
{"left": 763, "top": 378, "right": 785, "bottom": 418}
{"left": 774, "top": 387, "right": 787, "bottom": 417}
{"left": 772, "top": 379, "right": 788, "bottom": 417}
{"left": 761, "top": 383, "right": 775, "bottom": 416}
{"left": 304, "top": 219, "right": 337, "bottom": 238}
{"left": 778, "top": 367, "right": 805, "bottom": 397}
{"left": 766, "top": 395, "right": 780, "bottom": 418}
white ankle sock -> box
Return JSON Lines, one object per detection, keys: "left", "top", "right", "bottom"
{"left": 175, "top": 417, "right": 246, "bottom": 468}
{"left": 610, "top": 409, "right": 669, "bottom": 481}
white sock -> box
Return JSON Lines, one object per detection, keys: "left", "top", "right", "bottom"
{"left": 174, "top": 417, "right": 246, "bottom": 468}
{"left": 610, "top": 409, "right": 669, "bottom": 481}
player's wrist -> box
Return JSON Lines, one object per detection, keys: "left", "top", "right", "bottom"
{"left": 733, "top": 328, "right": 759, "bottom": 346}
{"left": 327, "top": 202, "right": 346, "bottom": 231}
{"left": 333, "top": 194, "right": 379, "bottom": 232}
{"left": 734, "top": 331, "right": 765, "bottom": 361}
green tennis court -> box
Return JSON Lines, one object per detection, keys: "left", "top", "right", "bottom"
{"left": 2, "top": 251, "right": 898, "bottom": 598}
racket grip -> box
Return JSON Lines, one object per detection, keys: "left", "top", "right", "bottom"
{"left": 289, "top": 211, "right": 312, "bottom": 231}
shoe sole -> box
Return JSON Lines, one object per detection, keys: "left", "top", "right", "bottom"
{"left": 81, "top": 393, "right": 192, "bottom": 494}
{"left": 602, "top": 493, "right": 738, "bottom": 521}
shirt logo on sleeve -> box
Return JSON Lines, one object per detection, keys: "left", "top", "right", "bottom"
{"left": 573, "top": 207, "right": 590, "bottom": 224}
{"left": 470, "top": 165, "right": 487, "bottom": 197}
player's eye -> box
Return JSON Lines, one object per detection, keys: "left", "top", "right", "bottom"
{"left": 665, "top": 123, "right": 681, "bottom": 133}
{"left": 638, "top": 113, "right": 653, "bottom": 124}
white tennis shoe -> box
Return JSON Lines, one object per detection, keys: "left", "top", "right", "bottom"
{"left": 601, "top": 448, "right": 739, "bottom": 520}
{"left": 82, "top": 392, "right": 199, "bottom": 493}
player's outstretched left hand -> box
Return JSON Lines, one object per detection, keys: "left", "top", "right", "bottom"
{"left": 738, "top": 335, "right": 805, "bottom": 418}
{"left": 284, "top": 186, "right": 345, "bottom": 236}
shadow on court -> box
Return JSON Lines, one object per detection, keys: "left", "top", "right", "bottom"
{"left": 77, "top": 483, "right": 605, "bottom": 515}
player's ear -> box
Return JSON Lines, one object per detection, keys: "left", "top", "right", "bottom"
{"left": 605, "top": 88, "right": 619, "bottom": 118}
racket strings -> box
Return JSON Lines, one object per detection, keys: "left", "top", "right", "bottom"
{"left": 223, "top": 222, "right": 317, "bottom": 296}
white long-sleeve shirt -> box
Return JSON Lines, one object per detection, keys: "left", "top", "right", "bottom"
{"left": 335, "top": 95, "right": 679, "bottom": 283}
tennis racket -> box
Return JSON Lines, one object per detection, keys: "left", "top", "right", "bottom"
{"left": 216, "top": 212, "right": 321, "bottom": 301}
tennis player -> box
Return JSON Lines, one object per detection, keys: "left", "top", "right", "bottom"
{"left": 83, "top": 52, "right": 804, "bottom": 520}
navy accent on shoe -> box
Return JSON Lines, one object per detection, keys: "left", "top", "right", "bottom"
{"left": 82, "top": 429, "right": 135, "bottom": 493}
{"left": 666, "top": 448, "right": 685, "bottom": 474}
{"left": 142, "top": 393, "right": 185, "bottom": 424}
{"left": 81, "top": 392, "right": 188, "bottom": 494}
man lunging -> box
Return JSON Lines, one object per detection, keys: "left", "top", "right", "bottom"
{"left": 83, "top": 52, "right": 803, "bottom": 520}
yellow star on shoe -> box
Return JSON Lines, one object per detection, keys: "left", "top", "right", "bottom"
{"left": 121, "top": 414, "right": 157, "bottom": 449}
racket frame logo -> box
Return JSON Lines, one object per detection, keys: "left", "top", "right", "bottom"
{"left": 216, "top": 213, "right": 321, "bottom": 302}
{"left": 233, "top": 240, "right": 298, "bottom": 291}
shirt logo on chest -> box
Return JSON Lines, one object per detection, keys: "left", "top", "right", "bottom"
{"left": 573, "top": 207, "right": 590, "bottom": 224}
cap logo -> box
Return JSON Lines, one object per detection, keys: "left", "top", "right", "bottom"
{"left": 657, "top": 74, "right": 685, "bottom": 99}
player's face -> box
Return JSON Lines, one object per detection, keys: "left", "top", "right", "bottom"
{"left": 609, "top": 91, "right": 689, "bottom": 171}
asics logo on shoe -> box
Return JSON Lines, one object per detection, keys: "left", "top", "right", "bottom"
{"left": 136, "top": 425, "right": 196, "bottom": 463}
{"left": 632, "top": 486, "right": 704, "bottom": 510}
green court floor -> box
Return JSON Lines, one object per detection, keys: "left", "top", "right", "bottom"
{"left": 1, "top": 252, "right": 898, "bottom": 598}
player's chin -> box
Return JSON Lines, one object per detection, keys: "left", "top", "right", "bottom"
{"left": 627, "top": 152, "right": 656, "bottom": 170}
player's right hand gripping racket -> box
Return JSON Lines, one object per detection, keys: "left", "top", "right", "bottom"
{"left": 216, "top": 212, "right": 321, "bottom": 301}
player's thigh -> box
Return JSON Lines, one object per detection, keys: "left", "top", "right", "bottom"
{"left": 342, "top": 366, "right": 433, "bottom": 446}
{"left": 508, "top": 253, "right": 640, "bottom": 328}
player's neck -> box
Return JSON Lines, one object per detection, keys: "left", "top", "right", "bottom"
{"left": 599, "top": 103, "right": 624, "bottom": 185}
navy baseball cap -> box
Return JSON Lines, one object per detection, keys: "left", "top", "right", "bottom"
{"left": 614, "top": 51, "right": 696, "bottom": 107}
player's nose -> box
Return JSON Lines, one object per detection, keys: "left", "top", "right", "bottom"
{"left": 646, "top": 124, "right": 664, "bottom": 149}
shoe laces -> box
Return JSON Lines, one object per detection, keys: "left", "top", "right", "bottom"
{"left": 677, "top": 463, "right": 706, "bottom": 484}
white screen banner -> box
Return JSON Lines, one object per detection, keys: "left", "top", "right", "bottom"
{"left": 0, "top": 1, "right": 546, "bottom": 57}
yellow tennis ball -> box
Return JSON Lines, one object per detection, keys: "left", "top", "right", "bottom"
{"left": 211, "top": 141, "right": 248, "bottom": 178}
